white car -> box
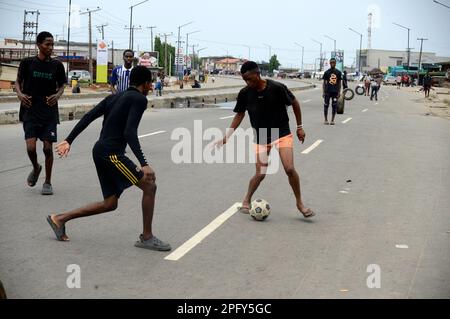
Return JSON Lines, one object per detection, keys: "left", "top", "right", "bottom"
{"left": 68, "top": 70, "right": 91, "bottom": 82}
{"left": 383, "top": 75, "right": 397, "bottom": 85}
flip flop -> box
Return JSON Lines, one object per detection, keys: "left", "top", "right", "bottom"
{"left": 46, "top": 215, "right": 69, "bottom": 241}
{"left": 27, "top": 165, "right": 42, "bottom": 187}
{"left": 238, "top": 206, "right": 251, "bottom": 214}
{"left": 300, "top": 209, "right": 316, "bottom": 219}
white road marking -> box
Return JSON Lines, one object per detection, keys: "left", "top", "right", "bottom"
{"left": 396, "top": 245, "right": 409, "bottom": 249}
{"left": 301, "top": 140, "right": 323, "bottom": 154}
{"left": 342, "top": 118, "right": 353, "bottom": 124}
{"left": 302, "top": 99, "right": 312, "bottom": 103}
{"left": 165, "top": 203, "right": 241, "bottom": 261}
{"left": 138, "top": 131, "right": 166, "bottom": 139}
{"left": 362, "top": 109, "right": 368, "bottom": 113}
{"left": 220, "top": 115, "right": 235, "bottom": 120}
{"left": 375, "top": 103, "right": 379, "bottom": 105}
{"left": 339, "top": 191, "right": 349, "bottom": 194}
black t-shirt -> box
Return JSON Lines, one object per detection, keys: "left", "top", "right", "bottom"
{"left": 323, "top": 68, "right": 342, "bottom": 94}
{"left": 65, "top": 88, "right": 148, "bottom": 167}
{"left": 233, "top": 79, "right": 295, "bottom": 144}
{"left": 423, "top": 75, "right": 432, "bottom": 86}
{"left": 18, "top": 56, "right": 66, "bottom": 124}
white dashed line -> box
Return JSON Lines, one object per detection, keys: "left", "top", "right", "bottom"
{"left": 342, "top": 118, "right": 353, "bottom": 124}
{"left": 138, "top": 131, "right": 166, "bottom": 139}
{"left": 301, "top": 140, "right": 323, "bottom": 154}
{"left": 362, "top": 109, "right": 368, "bottom": 113}
{"left": 165, "top": 203, "right": 241, "bottom": 261}
{"left": 220, "top": 115, "right": 235, "bottom": 120}
{"left": 302, "top": 99, "right": 312, "bottom": 103}
{"left": 396, "top": 245, "right": 409, "bottom": 249}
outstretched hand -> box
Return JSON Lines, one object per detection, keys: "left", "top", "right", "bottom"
{"left": 55, "top": 141, "right": 71, "bottom": 158}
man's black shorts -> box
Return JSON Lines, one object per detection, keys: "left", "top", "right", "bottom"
{"left": 23, "top": 121, "right": 57, "bottom": 142}
{"left": 93, "top": 145, "right": 144, "bottom": 199}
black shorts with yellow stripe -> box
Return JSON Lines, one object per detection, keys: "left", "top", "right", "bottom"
{"left": 93, "top": 147, "right": 144, "bottom": 199}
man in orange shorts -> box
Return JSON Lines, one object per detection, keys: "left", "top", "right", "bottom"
{"left": 215, "top": 61, "right": 315, "bottom": 218}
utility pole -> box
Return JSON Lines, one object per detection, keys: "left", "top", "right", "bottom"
{"left": 147, "top": 26, "right": 156, "bottom": 51}
{"left": 125, "top": 25, "right": 142, "bottom": 53}
{"left": 263, "top": 43, "right": 272, "bottom": 62}
{"left": 160, "top": 32, "right": 173, "bottom": 75}
{"left": 80, "top": 7, "right": 101, "bottom": 84}
{"left": 96, "top": 23, "right": 108, "bottom": 40}
{"left": 192, "top": 44, "right": 199, "bottom": 70}
{"left": 22, "top": 10, "right": 40, "bottom": 58}
{"left": 417, "top": 38, "right": 428, "bottom": 71}
{"left": 66, "top": 0, "right": 72, "bottom": 79}
{"left": 129, "top": 0, "right": 149, "bottom": 50}
{"left": 186, "top": 30, "right": 200, "bottom": 71}
{"left": 324, "top": 35, "right": 336, "bottom": 53}
{"left": 111, "top": 40, "right": 114, "bottom": 65}
{"left": 311, "top": 38, "right": 323, "bottom": 71}
{"left": 242, "top": 45, "right": 251, "bottom": 60}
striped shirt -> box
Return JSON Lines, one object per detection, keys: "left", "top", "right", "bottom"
{"left": 111, "top": 66, "right": 133, "bottom": 93}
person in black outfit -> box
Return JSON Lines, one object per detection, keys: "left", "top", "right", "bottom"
{"left": 423, "top": 72, "right": 432, "bottom": 98}
{"left": 215, "top": 61, "right": 315, "bottom": 219}
{"left": 48, "top": 66, "right": 171, "bottom": 251}
{"left": 15, "top": 31, "right": 66, "bottom": 195}
{"left": 342, "top": 70, "right": 348, "bottom": 90}
{"left": 322, "top": 58, "right": 342, "bottom": 125}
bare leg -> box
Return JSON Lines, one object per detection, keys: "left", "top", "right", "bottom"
{"left": 242, "top": 149, "right": 270, "bottom": 209}
{"left": 43, "top": 140, "right": 53, "bottom": 184}
{"left": 50, "top": 195, "right": 119, "bottom": 241}
{"left": 278, "top": 147, "right": 314, "bottom": 216}
{"left": 26, "top": 138, "right": 39, "bottom": 171}
{"left": 136, "top": 172, "right": 157, "bottom": 241}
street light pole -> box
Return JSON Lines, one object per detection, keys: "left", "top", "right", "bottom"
{"left": 393, "top": 22, "right": 411, "bottom": 69}
{"left": 311, "top": 38, "right": 323, "bottom": 71}
{"left": 263, "top": 43, "right": 272, "bottom": 62}
{"left": 349, "top": 27, "right": 363, "bottom": 74}
{"left": 433, "top": 0, "right": 450, "bottom": 9}
{"left": 324, "top": 35, "right": 336, "bottom": 53}
{"left": 417, "top": 38, "right": 428, "bottom": 70}
{"left": 186, "top": 30, "right": 200, "bottom": 70}
{"left": 177, "top": 21, "right": 194, "bottom": 77}
{"left": 147, "top": 26, "right": 156, "bottom": 51}
{"left": 129, "top": 0, "right": 149, "bottom": 50}
{"left": 294, "top": 42, "right": 304, "bottom": 73}
{"left": 242, "top": 45, "right": 251, "bottom": 60}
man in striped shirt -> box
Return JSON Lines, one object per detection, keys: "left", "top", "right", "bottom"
{"left": 110, "top": 50, "right": 134, "bottom": 94}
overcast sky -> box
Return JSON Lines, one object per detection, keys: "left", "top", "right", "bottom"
{"left": 1, "top": 0, "right": 449, "bottom": 68}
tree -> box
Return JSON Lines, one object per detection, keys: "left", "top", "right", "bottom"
{"left": 269, "top": 54, "right": 281, "bottom": 73}
{"left": 154, "top": 36, "right": 176, "bottom": 75}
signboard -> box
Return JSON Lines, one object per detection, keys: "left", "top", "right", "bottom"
{"left": 96, "top": 40, "right": 108, "bottom": 83}
{"left": 139, "top": 51, "right": 159, "bottom": 68}
{"left": 332, "top": 50, "right": 344, "bottom": 72}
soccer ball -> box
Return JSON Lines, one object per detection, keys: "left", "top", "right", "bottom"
{"left": 250, "top": 199, "right": 271, "bottom": 221}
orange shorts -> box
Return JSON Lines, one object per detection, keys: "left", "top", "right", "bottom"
{"left": 254, "top": 134, "right": 294, "bottom": 154}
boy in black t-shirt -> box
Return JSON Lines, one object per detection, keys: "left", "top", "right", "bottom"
{"left": 215, "top": 61, "right": 315, "bottom": 219}
{"left": 15, "top": 31, "right": 66, "bottom": 195}
{"left": 322, "top": 58, "right": 342, "bottom": 125}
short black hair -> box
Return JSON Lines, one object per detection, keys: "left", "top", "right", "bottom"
{"left": 123, "top": 49, "right": 134, "bottom": 57}
{"left": 37, "top": 31, "right": 53, "bottom": 44}
{"left": 130, "top": 66, "right": 152, "bottom": 87}
{"left": 330, "top": 58, "right": 336, "bottom": 62}
{"left": 240, "top": 61, "right": 259, "bottom": 74}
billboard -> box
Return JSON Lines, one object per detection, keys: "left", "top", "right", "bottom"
{"left": 139, "top": 51, "right": 159, "bottom": 68}
{"left": 96, "top": 40, "right": 108, "bottom": 83}
{"left": 332, "top": 51, "right": 344, "bottom": 72}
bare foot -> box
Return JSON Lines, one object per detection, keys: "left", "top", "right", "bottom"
{"left": 297, "top": 204, "right": 316, "bottom": 218}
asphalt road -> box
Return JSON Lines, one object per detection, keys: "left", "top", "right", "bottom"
{"left": 0, "top": 84, "right": 449, "bottom": 299}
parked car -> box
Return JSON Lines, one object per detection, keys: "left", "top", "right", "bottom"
{"left": 383, "top": 75, "right": 397, "bottom": 85}
{"left": 68, "top": 70, "right": 91, "bottom": 82}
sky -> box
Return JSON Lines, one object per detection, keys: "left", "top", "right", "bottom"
{"left": 0, "top": 0, "right": 449, "bottom": 68}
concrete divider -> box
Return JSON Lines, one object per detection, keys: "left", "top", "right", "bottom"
{"left": 0, "top": 84, "right": 315, "bottom": 124}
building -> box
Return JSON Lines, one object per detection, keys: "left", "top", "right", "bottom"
{"left": 356, "top": 49, "right": 450, "bottom": 73}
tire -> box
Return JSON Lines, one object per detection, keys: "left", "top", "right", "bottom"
{"left": 355, "top": 86, "right": 365, "bottom": 96}
{"left": 337, "top": 96, "right": 345, "bottom": 114}
{"left": 343, "top": 88, "right": 355, "bottom": 101}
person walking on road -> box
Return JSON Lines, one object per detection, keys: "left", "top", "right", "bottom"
{"left": 214, "top": 61, "right": 315, "bottom": 219}
{"left": 364, "top": 75, "right": 371, "bottom": 96}
{"left": 15, "top": 31, "right": 66, "bottom": 195}
{"left": 370, "top": 77, "right": 380, "bottom": 101}
{"left": 396, "top": 74, "right": 402, "bottom": 89}
{"left": 322, "top": 58, "right": 342, "bottom": 125}
{"left": 48, "top": 66, "right": 171, "bottom": 252}
{"left": 423, "top": 71, "right": 432, "bottom": 98}
{"left": 110, "top": 50, "right": 134, "bottom": 94}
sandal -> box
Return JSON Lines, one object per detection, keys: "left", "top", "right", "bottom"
{"left": 300, "top": 208, "right": 316, "bottom": 219}
{"left": 46, "top": 215, "right": 69, "bottom": 241}
{"left": 27, "top": 165, "right": 42, "bottom": 187}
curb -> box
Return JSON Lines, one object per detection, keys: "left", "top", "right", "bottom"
{"left": 0, "top": 84, "right": 316, "bottom": 125}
